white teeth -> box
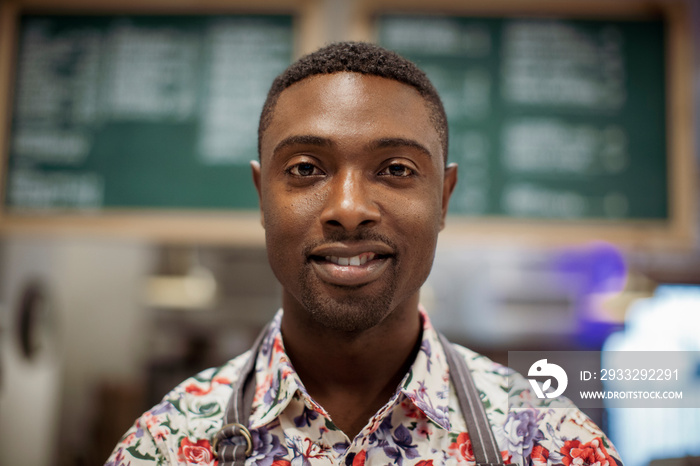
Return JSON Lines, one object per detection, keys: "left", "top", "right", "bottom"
{"left": 324, "top": 253, "right": 377, "bottom": 266}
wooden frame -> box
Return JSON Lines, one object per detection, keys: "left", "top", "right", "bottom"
{"left": 0, "top": 0, "right": 324, "bottom": 245}
{"left": 349, "top": 0, "right": 696, "bottom": 250}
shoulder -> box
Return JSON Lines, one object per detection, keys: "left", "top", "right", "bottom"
{"left": 449, "top": 344, "right": 623, "bottom": 466}
{"left": 105, "top": 350, "right": 253, "bottom": 465}
{"left": 450, "top": 343, "right": 512, "bottom": 384}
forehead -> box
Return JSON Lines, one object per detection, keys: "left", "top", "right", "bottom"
{"left": 260, "top": 73, "right": 441, "bottom": 161}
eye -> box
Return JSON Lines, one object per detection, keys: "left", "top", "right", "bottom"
{"left": 287, "top": 162, "right": 324, "bottom": 177}
{"left": 379, "top": 163, "right": 414, "bottom": 177}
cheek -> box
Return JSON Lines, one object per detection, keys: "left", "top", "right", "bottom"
{"left": 381, "top": 191, "right": 442, "bottom": 276}
{"left": 262, "top": 188, "right": 325, "bottom": 251}
{"left": 383, "top": 188, "right": 443, "bottom": 235}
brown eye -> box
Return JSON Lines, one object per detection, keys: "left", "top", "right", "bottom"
{"left": 289, "top": 163, "right": 322, "bottom": 176}
{"left": 380, "top": 164, "right": 414, "bottom": 177}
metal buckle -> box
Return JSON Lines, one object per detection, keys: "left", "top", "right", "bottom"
{"left": 212, "top": 422, "right": 254, "bottom": 458}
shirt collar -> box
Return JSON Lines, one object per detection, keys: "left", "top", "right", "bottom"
{"left": 397, "top": 306, "right": 452, "bottom": 431}
{"left": 250, "top": 310, "right": 320, "bottom": 428}
{"left": 248, "top": 307, "right": 452, "bottom": 432}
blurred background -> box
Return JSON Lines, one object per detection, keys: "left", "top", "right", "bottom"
{"left": 0, "top": 0, "right": 699, "bottom": 464}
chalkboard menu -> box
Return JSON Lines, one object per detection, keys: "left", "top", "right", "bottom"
{"left": 378, "top": 15, "right": 668, "bottom": 221}
{"left": 5, "top": 14, "right": 293, "bottom": 211}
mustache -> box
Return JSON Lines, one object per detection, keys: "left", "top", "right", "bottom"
{"left": 301, "top": 231, "right": 398, "bottom": 258}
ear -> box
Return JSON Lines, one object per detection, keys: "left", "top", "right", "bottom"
{"left": 250, "top": 160, "right": 265, "bottom": 229}
{"left": 440, "top": 163, "right": 458, "bottom": 231}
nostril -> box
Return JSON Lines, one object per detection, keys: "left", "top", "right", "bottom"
{"left": 319, "top": 178, "right": 381, "bottom": 231}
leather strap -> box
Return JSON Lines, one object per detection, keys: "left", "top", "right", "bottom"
{"left": 214, "top": 327, "right": 505, "bottom": 466}
{"left": 438, "top": 332, "right": 506, "bottom": 466}
{"left": 213, "top": 323, "right": 270, "bottom": 464}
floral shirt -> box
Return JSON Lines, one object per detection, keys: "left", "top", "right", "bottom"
{"left": 106, "top": 310, "right": 622, "bottom": 466}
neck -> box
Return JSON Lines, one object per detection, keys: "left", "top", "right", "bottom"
{"left": 280, "top": 295, "right": 422, "bottom": 438}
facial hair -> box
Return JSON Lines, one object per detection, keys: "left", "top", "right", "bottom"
{"left": 298, "top": 232, "right": 400, "bottom": 333}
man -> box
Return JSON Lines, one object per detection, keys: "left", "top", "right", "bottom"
{"left": 107, "top": 42, "right": 622, "bottom": 466}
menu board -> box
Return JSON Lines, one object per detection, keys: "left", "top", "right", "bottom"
{"left": 4, "top": 14, "right": 293, "bottom": 211}
{"left": 378, "top": 15, "right": 668, "bottom": 221}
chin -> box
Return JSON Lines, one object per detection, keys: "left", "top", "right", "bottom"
{"left": 299, "top": 284, "right": 396, "bottom": 334}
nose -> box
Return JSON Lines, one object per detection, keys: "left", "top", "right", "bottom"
{"left": 319, "top": 170, "right": 380, "bottom": 232}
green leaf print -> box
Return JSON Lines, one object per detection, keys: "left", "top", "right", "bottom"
{"left": 325, "top": 417, "right": 339, "bottom": 431}
{"left": 127, "top": 444, "right": 156, "bottom": 461}
{"left": 403, "top": 369, "right": 413, "bottom": 389}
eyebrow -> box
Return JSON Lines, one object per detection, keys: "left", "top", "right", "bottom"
{"left": 271, "top": 135, "right": 433, "bottom": 159}
{"left": 272, "top": 135, "right": 332, "bottom": 158}
{"left": 367, "top": 137, "right": 433, "bottom": 159}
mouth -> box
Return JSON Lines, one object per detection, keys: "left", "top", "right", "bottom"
{"left": 322, "top": 252, "right": 378, "bottom": 267}
{"left": 308, "top": 245, "right": 394, "bottom": 287}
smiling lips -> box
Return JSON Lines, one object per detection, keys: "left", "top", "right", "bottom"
{"left": 324, "top": 252, "right": 376, "bottom": 266}
{"left": 310, "top": 245, "right": 393, "bottom": 287}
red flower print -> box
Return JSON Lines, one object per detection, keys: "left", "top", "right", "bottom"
{"left": 532, "top": 444, "right": 549, "bottom": 466}
{"left": 272, "top": 461, "right": 291, "bottom": 466}
{"left": 142, "top": 412, "right": 160, "bottom": 430}
{"left": 399, "top": 398, "right": 425, "bottom": 419}
{"left": 185, "top": 383, "right": 212, "bottom": 396}
{"left": 416, "top": 420, "right": 433, "bottom": 438}
{"left": 500, "top": 450, "right": 512, "bottom": 464}
{"left": 273, "top": 336, "right": 285, "bottom": 356}
{"left": 448, "top": 432, "right": 475, "bottom": 461}
{"left": 212, "top": 376, "right": 231, "bottom": 386}
{"left": 416, "top": 461, "right": 434, "bottom": 466}
{"left": 561, "top": 438, "right": 617, "bottom": 466}
{"left": 152, "top": 427, "right": 169, "bottom": 442}
{"left": 177, "top": 437, "right": 216, "bottom": 465}
{"left": 352, "top": 450, "right": 367, "bottom": 466}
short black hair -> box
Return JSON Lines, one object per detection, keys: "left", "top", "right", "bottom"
{"left": 258, "top": 41, "right": 448, "bottom": 163}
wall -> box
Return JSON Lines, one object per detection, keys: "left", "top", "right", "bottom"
{"left": 0, "top": 236, "right": 154, "bottom": 465}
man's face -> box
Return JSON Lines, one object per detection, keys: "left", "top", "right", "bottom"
{"left": 253, "top": 72, "right": 457, "bottom": 333}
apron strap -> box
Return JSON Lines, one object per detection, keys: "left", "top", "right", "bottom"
{"left": 438, "top": 332, "right": 506, "bottom": 466}
{"left": 213, "top": 323, "right": 270, "bottom": 465}
{"left": 214, "top": 326, "right": 505, "bottom": 466}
